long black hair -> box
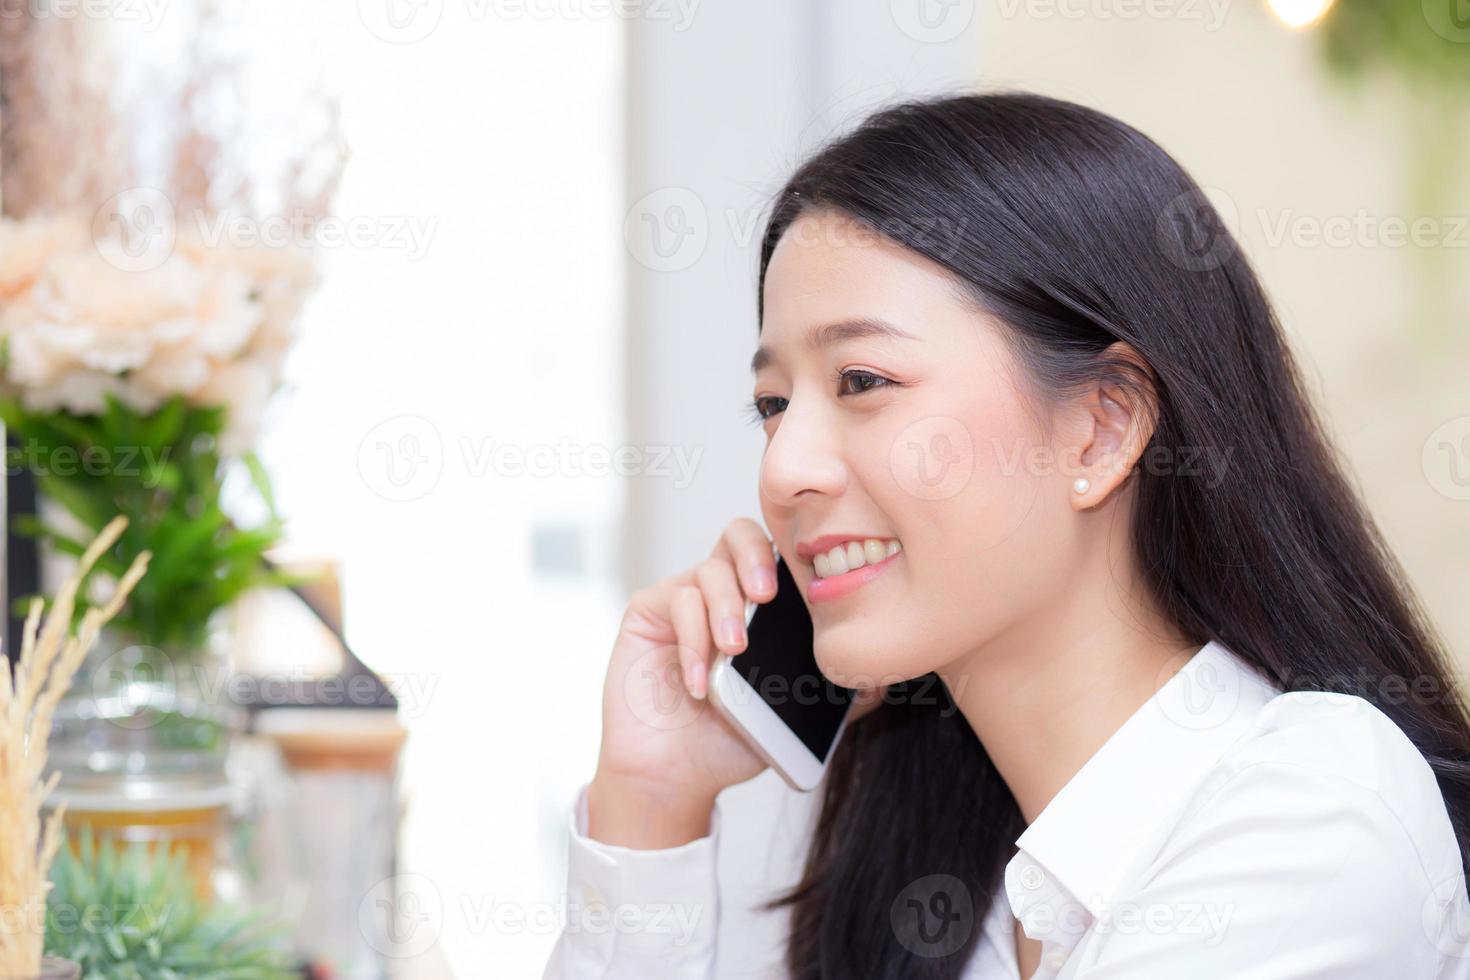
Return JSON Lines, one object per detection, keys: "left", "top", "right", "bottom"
{"left": 753, "top": 91, "right": 1470, "bottom": 979}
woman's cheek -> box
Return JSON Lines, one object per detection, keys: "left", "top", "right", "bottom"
{"left": 884, "top": 411, "right": 980, "bottom": 505}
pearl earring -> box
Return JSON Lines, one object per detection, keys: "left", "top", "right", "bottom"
{"left": 1073, "top": 477, "right": 1090, "bottom": 494}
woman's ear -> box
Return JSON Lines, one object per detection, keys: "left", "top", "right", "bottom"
{"left": 1069, "top": 342, "right": 1158, "bottom": 510}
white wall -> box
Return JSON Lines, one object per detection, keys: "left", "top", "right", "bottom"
{"left": 620, "top": 0, "right": 986, "bottom": 592}
{"left": 617, "top": 3, "right": 984, "bottom": 973}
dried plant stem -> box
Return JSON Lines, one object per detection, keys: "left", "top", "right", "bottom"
{"left": 0, "top": 515, "right": 150, "bottom": 975}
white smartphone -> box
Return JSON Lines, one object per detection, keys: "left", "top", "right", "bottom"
{"left": 708, "top": 553, "right": 855, "bottom": 791}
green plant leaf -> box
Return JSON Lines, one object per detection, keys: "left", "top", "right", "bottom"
{"left": 46, "top": 827, "right": 297, "bottom": 979}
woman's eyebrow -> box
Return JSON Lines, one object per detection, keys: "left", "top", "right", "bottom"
{"left": 749, "top": 317, "right": 920, "bottom": 373}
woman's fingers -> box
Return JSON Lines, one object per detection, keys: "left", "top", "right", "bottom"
{"left": 669, "top": 584, "right": 712, "bottom": 700}
{"left": 694, "top": 558, "right": 747, "bottom": 656}
{"left": 645, "top": 519, "right": 779, "bottom": 703}
{"left": 712, "top": 517, "right": 778, "bottom": 603}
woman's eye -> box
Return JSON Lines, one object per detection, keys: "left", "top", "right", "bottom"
{"left": 745, "top": 371, "right": 895, "bottom": 426}
{"left": 745, "top": 396, "right": 787, "bottom": 424}
{"left": 837, "top": 369, "right": 892, "bottom": 395}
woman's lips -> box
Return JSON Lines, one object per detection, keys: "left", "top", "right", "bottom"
{"left": 807, "top": 549, "right": 902, "bottom": 603}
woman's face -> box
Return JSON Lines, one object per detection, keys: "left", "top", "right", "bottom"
{"left": 754, "top": 207, "right": 1089, "bottom": 690}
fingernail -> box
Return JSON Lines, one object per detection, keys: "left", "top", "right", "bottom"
{"left": 718, "top": 616, "right": 744, "bottom": 649}
{"left": 753, "top": 568, "right": 776, "bottom": 596}
{"left": 688, "top": 659, "right": 707, "bottom": 699}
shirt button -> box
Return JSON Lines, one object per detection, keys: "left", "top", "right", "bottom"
{"left": 582, "top": 884, "right": 604, "bottom": 906}
{"left": 1020, "top": 864, "right": 1045, "bottom": 890}
{"left": 1046, "top": 951, "right": 1066, "bottom": 968}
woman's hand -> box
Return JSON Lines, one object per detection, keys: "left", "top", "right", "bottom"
{"left": 587, "top": 518, "right": 777, "bottom": 848}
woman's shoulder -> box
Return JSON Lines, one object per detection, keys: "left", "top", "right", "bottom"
{"left": 1203, "top": 687, "right": 1464, "bottom": 892}
{"left": 1105, "top": 675, "right": 1470, "bottom": 975}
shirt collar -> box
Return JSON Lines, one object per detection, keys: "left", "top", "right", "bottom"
{"left": 1003, "top": 639, "right": 1283, "bottom": 932}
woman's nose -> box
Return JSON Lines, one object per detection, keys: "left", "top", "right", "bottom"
{"left": 757, "top": 400, "right": 848, "bottom": 506}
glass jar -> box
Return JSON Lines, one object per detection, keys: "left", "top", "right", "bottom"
{"left": 42, "top": 770, "right": 239, "bottom": 900}
{"left": 253, "top": 708, "right": 408, "bottom": 980}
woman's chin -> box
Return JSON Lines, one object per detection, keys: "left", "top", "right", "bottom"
{"left": 813, "top": 633, "right": 927, "bottom": 691}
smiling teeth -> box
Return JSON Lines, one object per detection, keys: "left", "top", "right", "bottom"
{"left": 813, "top": 539, "right": 901, "bottom": 578}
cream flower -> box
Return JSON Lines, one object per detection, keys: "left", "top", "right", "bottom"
{"left": 0, "top": 211, "right": 316, "bottom": 453}
{"left": 0, "top": 210, "right": 90, "bottom": 300}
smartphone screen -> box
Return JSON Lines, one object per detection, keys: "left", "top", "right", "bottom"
{"left": 734, "top": 555, "right": 855, "bottom": 762}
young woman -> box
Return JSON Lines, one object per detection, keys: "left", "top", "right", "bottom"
{"left": 544, "top": 92, "right": 1470, "bottom": 978}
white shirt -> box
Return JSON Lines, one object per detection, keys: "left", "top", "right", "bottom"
{"left": 543, "top": 639, "right": 1470, "bottom": 978}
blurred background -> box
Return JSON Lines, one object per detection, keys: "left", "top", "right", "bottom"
{"left": 0, "top": 0, "right": 1466, "bottom": 976}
